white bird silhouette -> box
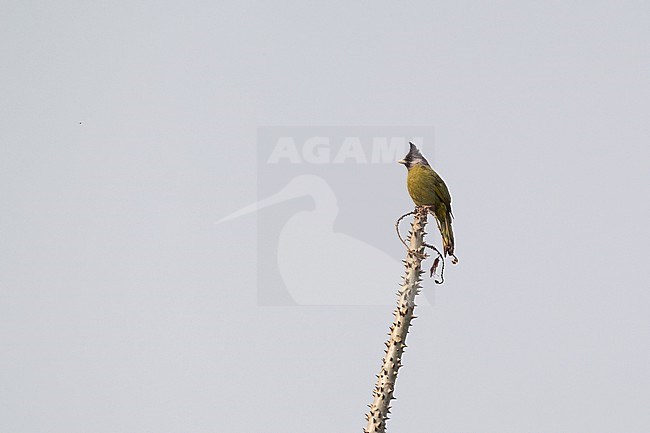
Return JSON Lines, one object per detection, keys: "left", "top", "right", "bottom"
{"left": 218, "top": 175, "right": 432, "bottom": 306}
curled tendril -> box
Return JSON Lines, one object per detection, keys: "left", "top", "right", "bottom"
{"left": 395, "top": 208, "right": 448, "bottom": 284}
{"left": 424, "top": 242, "right": 445, "bottom": 284}
{"left": 395, "top": 210, "right": 416, "bottom": 251}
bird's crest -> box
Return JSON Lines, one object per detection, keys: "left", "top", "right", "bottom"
{"left": 398, "top": 142, "right": 430, "bottom": 169}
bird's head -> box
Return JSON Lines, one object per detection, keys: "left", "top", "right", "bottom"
{"left": 398, "top": 142, "right": 430, "bottom": 170}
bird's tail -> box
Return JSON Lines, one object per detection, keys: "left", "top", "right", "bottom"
{"left": 432, "top": 207, "right": 456, "bottom": 263}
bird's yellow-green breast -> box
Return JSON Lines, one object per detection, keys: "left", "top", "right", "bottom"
{"left": 406, "top": 164, "right": 451, "bottom": 208}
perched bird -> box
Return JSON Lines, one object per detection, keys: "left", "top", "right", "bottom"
{"left": 398, "top": 142, "right": 457, "bottom": 262}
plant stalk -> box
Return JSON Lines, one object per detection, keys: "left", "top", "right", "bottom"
{"left": 364, "top": 206, "right": 428, "bottom": 433}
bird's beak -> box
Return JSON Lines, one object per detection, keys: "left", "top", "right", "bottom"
{"left": 397, "top": 159, "right": 406, "bottom": 165}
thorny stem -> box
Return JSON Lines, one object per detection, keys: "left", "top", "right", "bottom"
{"left": 396, "top": 209, "right": 446, "bottom": 284}
{"left": 364, "top": 206, "right": 428, "bottom": 433}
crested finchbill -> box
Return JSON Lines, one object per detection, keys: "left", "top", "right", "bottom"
{"left": 398, "top": 142, "right": 457, "bottom": 262}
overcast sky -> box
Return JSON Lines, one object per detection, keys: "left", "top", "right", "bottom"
{"left": 2, "top": 1, "right": 649, "bottom": 432}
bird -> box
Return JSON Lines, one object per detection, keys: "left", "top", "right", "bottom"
{"left": 398, "top": 142, "right": 457, "bottom": 263}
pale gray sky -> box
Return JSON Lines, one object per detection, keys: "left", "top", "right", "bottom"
{"left": 1, "top": 1, "right": 649, "bottom": 432}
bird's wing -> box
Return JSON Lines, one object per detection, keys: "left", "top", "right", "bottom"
{"left": 428, "top": 168, "right": 452, "bottom": 206}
